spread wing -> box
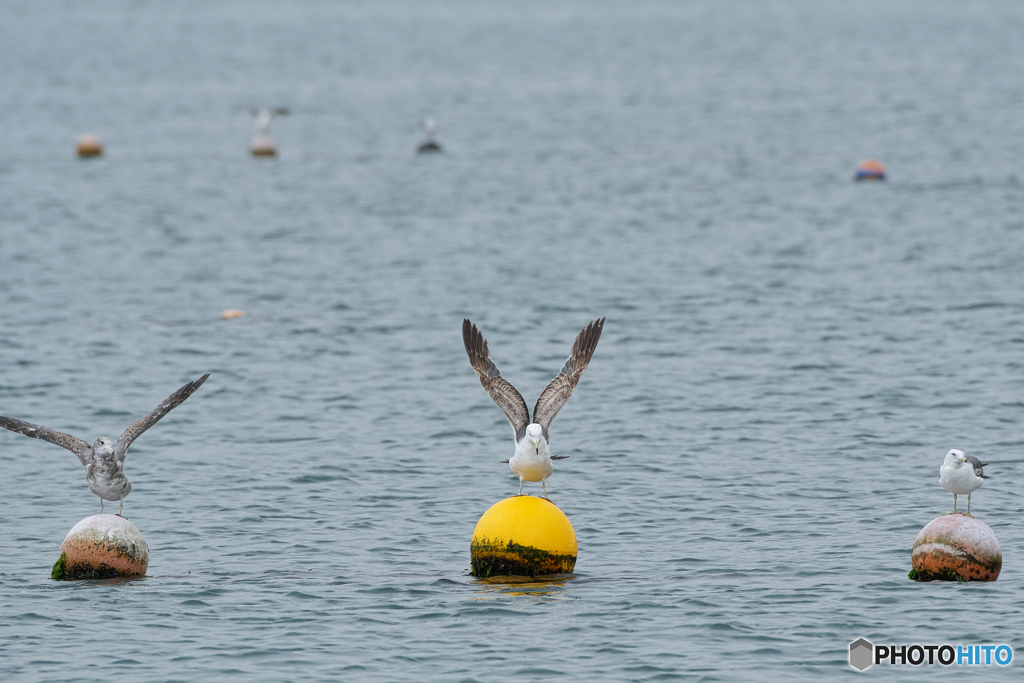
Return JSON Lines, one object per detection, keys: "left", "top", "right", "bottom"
{"left": 0, "top": 416, "right": 93, "bottom": 466}
{"left": 965, "top": 455, "right": 990, "bottom": 479}
{"left": 113, "top": 374, "right": 210, "bottom": 463}
{"left": 533, "top": 318, "right": 605, "bottom": 440}
{"left": 463, "top": 320, "right": 530, "bottom": 442}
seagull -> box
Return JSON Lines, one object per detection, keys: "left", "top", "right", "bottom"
{"left": 0, "top": 374, "right": 210, "bottom": 515}
{"left": 463, "top": 318, "right": 604, "bottom": 498}
{"left": 938, "top": 448, "right": 989, "bottom": 516}
{"left": 251, "top": 108, "right": 289, "bottom": 135}
{"left": 417, "top": 118, "right": 442, "bottom": 153}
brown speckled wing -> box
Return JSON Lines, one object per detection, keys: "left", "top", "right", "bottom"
{"left": 463, "top": 320, "right": 530, "bottom": 443}
{"left": 0, "top": 415, "right": 93, "bottom": 466}
{"left": 113, "top": 374, "right": 210, "bottom": 463}
{"left": 533, "top": 318, "right": 605, "bottom": 440}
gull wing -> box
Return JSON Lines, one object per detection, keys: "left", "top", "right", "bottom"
{"left": 0, "top": 416, "right": 93, "bottom": 466}
{"left": 965, "top": 455, "right": 990, "bottom": 479}
{"left": 533, "top": 318, "right": 605, "bottom": 440}
{"left": 113, "top": 374, "right": 210, "bottom": 463}
{"left": 463, "top": 320, "right": 530, "bottom": 443}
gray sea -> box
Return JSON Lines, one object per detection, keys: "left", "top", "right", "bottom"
{"left": 2, "top": 1, "right": 1024, "bottom": 680}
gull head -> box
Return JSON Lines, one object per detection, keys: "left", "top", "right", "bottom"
{"left": 93, "top": 437, "right": 114, "bottom": 455}
{"left": 944, "top": 448, "right": 967, "bottom": 467}
{"left": 525, "top": 424, "right": 543, "bottom": 453}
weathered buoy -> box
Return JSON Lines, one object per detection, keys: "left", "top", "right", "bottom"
{"left": 416, "top": 117, "right": 442, "bottom": 154}
{"left": 250, "top": 134, "right": 276, "bottom": 157}
{"left": 855, "top": 159, "right": 885, "bottom": 181}
{"left": 909, "top": 513, "right": 1001, "bottom": 582}
{"left": 76, "top": 133, "right": 103, "bottom": 158}
{"left": 52, "top": 514, "right": 149, "bottom": 580}
{"left": 470, "top": 496, "right": 577, "bottom": 577}
{"left": 220, "top": 308, "right": 245, "bottom": 319}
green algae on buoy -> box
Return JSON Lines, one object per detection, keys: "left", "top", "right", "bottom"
{"left": 909, "top": 513, "right": 1001, "bottom": 582}
{"left": 471, "top": 496, "right": 577, "bottom": 577}
{"left": 52, "top": 514, "right": 149, "bottom": 580}
{"left": 76, "top": 133, "right": 103, "bottom": 158}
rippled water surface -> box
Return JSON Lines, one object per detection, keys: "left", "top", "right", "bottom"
{"left": 3, "top": 1, "right": 1024, "bottom": 680}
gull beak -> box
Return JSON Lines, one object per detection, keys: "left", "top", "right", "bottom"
{"left": 533, "top": 440, "right": 539, "bottom": 453}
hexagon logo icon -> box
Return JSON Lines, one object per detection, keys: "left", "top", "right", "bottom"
{"left": 849, "top": 638, "right": 874, "bottom": 671}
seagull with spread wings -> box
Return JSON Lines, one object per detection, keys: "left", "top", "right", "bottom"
{"left": 463, "top": 318, "right": 604, "bottom": 498}
{"left": 0, "top": 374, "right": 209, "bottom": 515}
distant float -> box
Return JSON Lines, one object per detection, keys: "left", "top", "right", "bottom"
{"left": 250, "top": 107, "right": 288, "bottom": 157}
{"left": 76, "top": 133, "right": 103, "bottom": 158}
{"left": 855, "top": 159, "right": 885, "bottom": 181}
{"left": 417, "top": 117, "right": 442, "bottom": 154}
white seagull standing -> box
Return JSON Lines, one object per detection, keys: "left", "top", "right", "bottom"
{"left": 463, "top": 318, "right": 605, "bottom": 498}
{"left": 938, "top": 448, "right": 989, "bottom": 516}
{"left": 0, "top": 374, "right": 209, "bottom": 515}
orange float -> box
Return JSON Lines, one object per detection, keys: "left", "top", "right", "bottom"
{"left": 76, "top": 133, "right": 103, "bottom": 158}
{"left": 52, "top": 514, "right": 149, "bottom": 580}
{"left": 910, "top": 514, "right": 1001, "bottom": 582}
{"left": 855, "top": 159, "right": 885, "bottom": 181}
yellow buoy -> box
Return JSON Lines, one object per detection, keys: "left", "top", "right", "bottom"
{"left": 470, "top": 496, "right": 577, "bottom": 577}
{"left": 220, "top": 309, "right": 246, "bottom": 319}
{"left": 76, "top": 133, "right": 103, "bottom": 158}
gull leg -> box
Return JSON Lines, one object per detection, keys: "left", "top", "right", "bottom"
{"left": 518, "top": 479, "right": 524, "bottom": 496}
{"left": 966, "top": 493, "right": 973, "bottom": 517}
{"left": 119, "top": 500, "right": 123, "bottom": 516}
{"left": 100, "top": 499, "right": 104, "bottom": 514}
{"left": 542, "top": 479, "right": 549, "bottom": 500}
{"left": 952, "top": 493, "right": 957, "bottom": 513}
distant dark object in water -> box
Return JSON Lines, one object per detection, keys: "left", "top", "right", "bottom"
{"left": 417, "top": 117, "right": 442, "bottom": 154}
{"left": 855, "top": 159, "right": 886, "bottom": 181}
{"left": 418, "top": 140, "right": 442, "bottom": 154}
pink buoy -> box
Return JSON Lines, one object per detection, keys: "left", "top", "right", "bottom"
{"left": 250, "top": 134, "right": 276, "bottom": 157}
{"left": 52, "top": 514, "right": 149, "bottom": 580}
{"left": 910, "top": 513, "right": 1001, "bottom": 582}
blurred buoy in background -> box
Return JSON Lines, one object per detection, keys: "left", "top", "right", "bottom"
{"left": 470, "top": 496, "right": 577, "bottom": 577}
{"left": 250, "top": 134, "right": 276, "bottom": 157}
{"left": 76, "top": 133, "right": 103, "bottom": 158}
{"left": 250, "top": 107, "right": 288, "bottom": 157}
{"left": 855, "top": 159, "right": 885, "bottom": 181}
{"left": 909, "top": 513, "right": 1001, "bottom": 582}
{"left": 221, "top": 309, "right": 246, "bottom": 319}
{"left": 52, "top": 514, "right": 149, "bottom": 580}
{"left": 417, "top": 117, "right": 442, "bottom": 154}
